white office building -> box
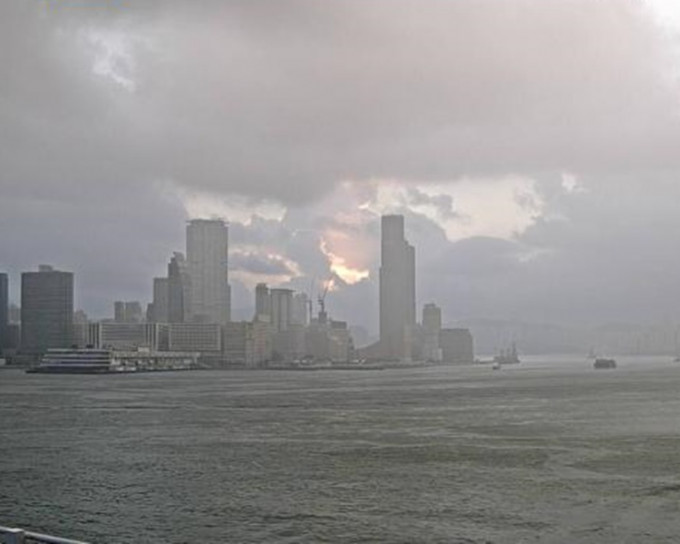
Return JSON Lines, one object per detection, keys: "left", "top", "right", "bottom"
{"left": 186, "top": 219, "right": 231, "bottom": 324}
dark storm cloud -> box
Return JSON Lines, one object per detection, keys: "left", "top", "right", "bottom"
{"left": 142, "top": 0, "right": 679, "bottom": 196}
{"left": 3, "top": 0, "right": 678, "bottom": 202}
{"left": 0, "top": 180, "right": 187, "bottom": 316}
{"left": 401, "top": 176, "right": 680, "bottom": 327}
{"left": 3, "top": 0, "right": 680, "bottom": 329}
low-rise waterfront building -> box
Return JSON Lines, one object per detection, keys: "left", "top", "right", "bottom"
{"left": 439, "top": 328, "right": 474, "bottom": 363}
{"left": 168, "top": 322, "right": 222, "bottom": 352}
{"left": 100, "top": 322, "right": 168, "bottom": 351}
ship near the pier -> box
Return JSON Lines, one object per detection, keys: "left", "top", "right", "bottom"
{"left": 27, "top": 348, "right": 117, "bottom": 374}
{"left": 26, "top": 348, "right": 199, "bottom": 374}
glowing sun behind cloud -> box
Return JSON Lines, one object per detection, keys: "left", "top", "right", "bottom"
{"left": 320, "top": 234, "right": 370, "bottom": 285}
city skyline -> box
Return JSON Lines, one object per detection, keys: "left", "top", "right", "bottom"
{"left": 0, "top": 214, "right": 418, "bottom": 331}
{"left": 5, "top": 188, "right": 680, "bottom": 340}
{"left": 6, "top": 208, "right": 680, "bottom": 357}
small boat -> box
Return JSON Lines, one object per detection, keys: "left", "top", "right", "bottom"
{"left": 594, "top": 358, "right": 616, "bottom": 369}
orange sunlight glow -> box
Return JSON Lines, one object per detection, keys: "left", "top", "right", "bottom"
{"left": 320, "top": 239, "right": 370, "bottom": 285}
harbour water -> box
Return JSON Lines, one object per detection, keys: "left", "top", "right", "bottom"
{"left": 2, "top": 357, "right": 680, "bottom": 543}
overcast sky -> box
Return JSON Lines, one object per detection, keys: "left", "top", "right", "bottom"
{"left": 2, "top": 0, "right": 680, "bottom": 333}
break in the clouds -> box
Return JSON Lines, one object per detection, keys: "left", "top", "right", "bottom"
{"left": 2, "top": 0, "right": 680, "bottom": 332}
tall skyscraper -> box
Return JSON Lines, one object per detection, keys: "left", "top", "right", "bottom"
{"left": 270, "top": 288, "right": 293, "bottom": 332}
{"left": 168, "top": 252, "right": 189, "bottom": 323}
{"left": 291, "top": 292, "right": 310, "bottom": 326}
{"left": 150, "top": 277, "right": 169, "bottom": 323}
{"left": 0, "top": 273, "right": 8, "bottom": 354}
{"left": 379, "top": 215, "right": 416, "bottom": 360}
{"left": 422, "top": 302, "right": 442, "bottom": 362}
{"left": 114, "top": 301, "right": 125, "bottom": 322}
{"left": 254, "top": 283, "right": 271, "bottom": 320}
{"left": 21, "top": 265, "right": 74, "bottom": 355}
{"left": 422, "top": 303, "right": 441, "bottom": 331}
{"left": 186, "top": 219, "right": 231, "bottom": 324}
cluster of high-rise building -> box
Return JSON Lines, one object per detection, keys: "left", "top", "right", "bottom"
{"left": 359, "top": 215, "right": 474, "bottom": 363}
{"left": 148, "top": 219, "right": 231, "bottom": 326}
{"left": 252, "top": 283, "right": 352, "bottom": 363}
{"left": 0, "top": 215, "right": 475, "bottom": 366}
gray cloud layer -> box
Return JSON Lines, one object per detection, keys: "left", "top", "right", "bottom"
{"left": 2, "top": 1, "right": 680, "bottom": 332}
{"left": 3, "top": 1, "right": 678, "bottom": 200}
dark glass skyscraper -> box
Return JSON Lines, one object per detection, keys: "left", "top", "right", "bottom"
{"left": 168, "top": 252, "right": 189, "bottom": 323}
{"left": 150, "top": 277, "right": 170, "bottom": 323}
{"left": 21, "top": 265, "right": 74, "bottom": 355}
{"left": 255, "top": 283, "right": 271, "bottom": 320}
{"left": 379, "top": 215, "right": 415, "bottom": 360}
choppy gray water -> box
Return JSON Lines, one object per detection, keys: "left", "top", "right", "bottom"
{"left": 2, "top": 357, "right": 680, "bottom": 543}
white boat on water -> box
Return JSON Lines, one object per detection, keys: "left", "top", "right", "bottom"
{"left": 27, "top": 348, "right": 200, "bottom": 374}
{"left": 27, "top": 349, "right": 119, "bottom": 374}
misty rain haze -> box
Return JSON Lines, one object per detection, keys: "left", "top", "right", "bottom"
{"left": 4, "top": 1, "right": 680, "bottom": 542}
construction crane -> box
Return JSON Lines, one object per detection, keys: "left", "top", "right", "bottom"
{"left": 306, "top": 279, "right": 314, "bottom": 324}
{"left": 317, "top": 279, "right": 331, "bottom": 324}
